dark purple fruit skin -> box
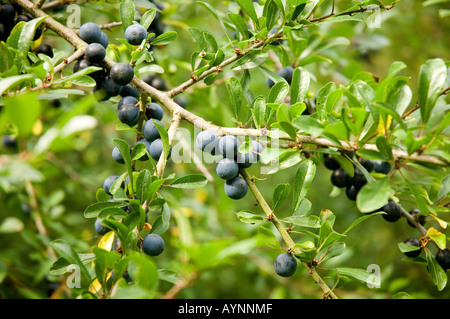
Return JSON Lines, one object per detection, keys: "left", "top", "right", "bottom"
{"left": 407, "top": 208, "right": 426, "bottom": 228}
{"left": 349, "top": 167, "right": 367, "bottom": 189}
{"left": 323, "top": 154, "right": 340, "bottom": 171}
{"left": 403, "top": 238, "right": 422, "bottom": 258}
{"left": 142, "top": 233, "right": 165, "bottom": 256}
{"left": 374, "top": 161, "right": 391, "bottom": 174}
{"left": 274, "top": 253, "right": 297, "bottom": 277}
{"left": 85, "top": 43, "right": 106, "bottom": 63}
{"left": 79, "top": 22, "right": 102, "bottom": 44}
{"left": 360, "top": 158, "right": 375, "bottom": 172}
{"left": 345, "top": 184, "right": 359, "bottom": 201}
{"left": 381, "top": 200, "right": 402, "bottom": 222}
{"left": 110, "top": 62, "right": 134, "bottom": 86}
{"left": 224, "top": 176, "right": 248, "bottom": 200}
{"left": 331, "top": 168, "right": 349, "bottom": 188}
{"left": 216, "top": 158, "right": 239, "bottom": 180}
{"left": 435, "top": 248, "right": 450, "bottom": 270}
{"left": 125, "top": 24, "right": 147, "bottom": 45}
{"left": 145, "top": 102, "right": 164, "bottom": 121}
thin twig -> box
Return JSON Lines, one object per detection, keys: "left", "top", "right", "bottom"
{"left": 240, "top": 168, "right": 339, "bottom": 299}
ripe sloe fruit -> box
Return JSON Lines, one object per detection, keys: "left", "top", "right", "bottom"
{"left": 145, "top": 102, "right": 164, "bottom": 121}
{"left": 435, "top": 248, "right": 450, "bottom": 270}
{"left": 374, "top": 161, "right": 391, "bottom": 174}
{"left": 323, "top": 153, "right": 340, "bottom": 170}
{"left": 118, "top": 96, "right": 138, "bottom": 110}
{"left": 120, "top": 84, "right": 140, "bottom": 99}
{"left": 95, "top": 218, "right": 110, "bottom": 235}
{"left": 79, "top": 22, "right": 102, "bottom": 44}
{"left": 36, "top": 44, "right": 53, "bottom": 58}
{"left": 99, "top": 32, "right": 109, "bottom": 48}
{"left": 143, "top": 119, "right": 163, "bottom": 143}
{"left": 142, "top": 233, "right": 165, "bottom": 256}
{"left": 196, "top": 130, "right": 219, "bottom": 154}
{"left": 125, "top": 24, "right": 147, "bottom": 45}
{"left": 142, "top": 74, "right": 166, "bottom": 91}
{"left": 100, "top": 76, "right": 123, "bottom": 98}
{"left": 407, "top": 208, "right": 426, "bottom": 228}
{"left": 274, "top": 253, "right": 297, "bottom": 277}
{"left": 381, "top": 200, "right": 402, "bottom": 222}
{"left": 224, "top": 176, "right": 248, "bottom": 200}
{"left": 236, "top": 150, "right": 256, "bottom": 168}
{"left": 346, "top": 184, "right": 359, "bottom": 201}
{"left": 218, "top": 135, "right": 241, "bottom": 159}
{"left": 251, "top": 141, "right": 263, "bottom": 161}
{"left": 216, "top": 158, "right": 239, "bottom": 180}
{"left": 85, "top": 43, "right": 106, "bottom": 63}
{"left": 110, "top": 62, "right": 134, "bottom": 86}
{"left": 331, "top": 168, "right": 349, "bottom": 188}
{"left": 149, "top": 138, "right": 171, "bottom": 160}
{"left": 118, "top": 103, "right": 139, "bottom": 126}
{"left": 403, "top": 238, "right": 422, "bottom": 258}
{"left": 360, "top": 158, "right": 375, "bottom": 172}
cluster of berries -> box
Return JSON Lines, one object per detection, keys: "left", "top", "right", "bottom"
{"left": 196, "top": 130, "right": 263, "bottom": 200}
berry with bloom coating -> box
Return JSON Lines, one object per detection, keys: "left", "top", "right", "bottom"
{"left": 274, "top": 253, "right": 297, "bottom": 277}
{"left": 125, "top": 24, "right": 147, "bottom": 45}
{"left": 142, "top": 233, "right": 165, "bottom": 256}
{"left": 216, "top": 158, "right": 239, "bottom": 180}
{"left": 79, "top": 22, "right": 102, "bottom": 44}
{"left": 224, "top": 176, "right": 248, "bottom": 200}
{"left": 110, "top": 62, "right": 134, "bottom": 86}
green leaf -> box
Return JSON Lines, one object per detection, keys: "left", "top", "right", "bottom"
{"left": 152, "top": 120, "right": 170, "bottom": 162}
{"left": 4, "top": 93, "right": 41, "bottom": 137}
{"left": 0, "top": 74, "right": 32, "bottom": 95}
{"left": 151, "top": 202, "right": 171, "bottom": 235}
{"left": 49, "top": 240, "right": 91, "bottom": 286}
{"left": 225, "top": 77, "right": 244, "bottom": 118}
{"left": 0, "top": 217, "right": 24, "bottom": 234}
{"left": 418, "top": 58, "right": 447, "bottom": 124}
{"left": 356, "top": 177, "right": 392, "bottom": 213}
{"left": 315, "top": 82, "right": 337, "bottom": 121}
{"left": 398, "top": 242, "right": 421, "bottom": 254}
{"left": 272, "top": 183, "right": 291, "bottom": 212}
{"left": 425, "top": 248, "right": 448, "bottom": 291}
{"left": 427, "top": 227, "right": 447, "bottom": 250}
{"left": 140, "top": 9, "right": 156, "bottom": 30}
{"left": 197, "top": 1, "right": 231, "bottom": 41}
{"left": 228, "top": 13, "right": 251, "bottom": 40}
{"left": 151, "top": 31, "right": 178, "bottom": 46}
{"left": 375, "top": 135, "right": 394, "bottom": 161}
{"left": 120, "top": 0, "right": 136, "bottom": 32}
{"left": 232, "top": 50, "right": 268, "bottom": 70}
{"left": 84, "top": 201, "right": 129, "bottom": 218}
{"left": 281, "top": 215, "right": 321, "bottom": 228}
{"left": 343, "top": 212, "right": 385, "bottom": 235}
{"left": 113, "top": 139, "right": 134, "bottom": 193}
{"left": 268, "top": 81, "right": 289, "bottom": 104}
{"left": 290, "top": 66, "right": 310, "bottom": 105}
{"left": 189, "top": 27, "right": 207, "bottom": 51}
{"left": 93, "top": 247, "right": 121, "bottom": 286}
{"left": 335, "top": 267, "right": 376, "bottom": 285}
{"left": 235, "top": 0, "right": 259, "bottom": 26}
{"left": 136, "top": 169, "right": 153, "bottom": 204}
{"left": 236, "top": 211, "right": 266, "bottom": 224}
{"left": 169, "top": 174, "right": 208, "bottom": 188}
{"left": 292, "top": 160, "right": 316, "bottom": 213}
{"left": 257, "top": 226, "right": 281, "bottom": 250}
